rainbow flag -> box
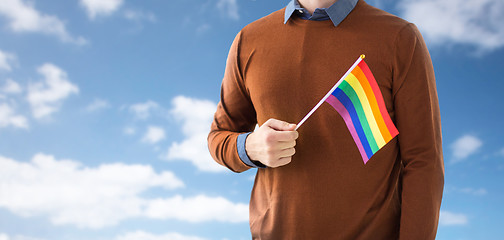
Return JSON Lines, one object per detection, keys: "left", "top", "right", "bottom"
{"left": 296, "top": 55, "right": 398, "bottom": 164}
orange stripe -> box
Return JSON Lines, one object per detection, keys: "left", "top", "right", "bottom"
{"left": 353, "top": 66, "right": 393, "bottom": 142}
{"left": 358, "top": 61, "right": 398, "bottom": 138}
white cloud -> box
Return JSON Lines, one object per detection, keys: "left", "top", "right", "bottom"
{"left": 142, "top": 126, "right": 166, "bottom": 144}
{"left": 124, "top": 126, "right": 136, "bottom": 135}
{"left": 115, "top": 231, "right": 207, "bottom": 240}
{"left": 0, "top": 153, "right": 184, "bottom": 229}
{"left": 10, "top": 236, "right": 44, "bottom": 240}
{"left": 217, "top": 0, "right": 239, "bottom": 20}
{"left": 0, "top": 153, "right": 247, "bottom": 228}
{"left": 123, "top": 9, "right": 156, "bottom": 23}
{"left": 196, "top": 24, "right": 211, "bottom": 35}
{"left": 0, "top": 0, "right": 87, "bottom": 45}
{"left": 439, "top": 211, "right": 468, "bottom": 226}
{"left": 164, "top": 96, "right": 223, "bottom": 172}
{"left": 0, "top": 234, "right": 44, "bottom": 240}
{"left": 1, "top": 79, "right": 22, "bottom": 94}
{"left": 27, "top": 63, "right": 79, "bottom": 119}
{"left": 0, "top": 79, "right": 26, "bottom": 129}
{"left": 129, "top": 100, "right": 159, "bottom": 120}
{"left": 498, "top": 148, "right": 504, "bottom": 157}
{"left": 450, "top": 135, "right": 482, "bottom": 163}
{"left": 85, "top": 98, "right": 110, "bottom": 112}
{"left": 0, "top": 102, "right": 28, "bottom": 129}
{"left": 0, "top": 50, "right": 16, "bottom": 71}
{"left": 144, "top": 194, "right": 248, "bottom": 223}
{"left": 399, "top": 0, "right": 504, "bottom": 52}
{"left": 0, "top": 233, "right": 44, "bottom": 240}
{"left": 459, "top": 187, "right": 487, "bottom": 196}
{"left": 80, "top": 0, "right": 124, "bottom": 19}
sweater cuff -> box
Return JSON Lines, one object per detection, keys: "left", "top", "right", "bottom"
{"left": 237, "top": 132, "right": 266, "bottom": 168}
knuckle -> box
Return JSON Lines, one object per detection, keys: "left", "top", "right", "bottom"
{"left": 264, "top": 132, "right": 275, "bottom": 143}
{"left": 266, "top": 118, "right": 277, "bottom": 125}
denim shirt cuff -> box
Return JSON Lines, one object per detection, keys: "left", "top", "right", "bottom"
{"left": 237, "top": 132, "right": 266, "bottom": 168}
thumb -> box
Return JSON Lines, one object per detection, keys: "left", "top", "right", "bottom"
{"left": 264, "top": 118, "right": 297, "bottom": 131}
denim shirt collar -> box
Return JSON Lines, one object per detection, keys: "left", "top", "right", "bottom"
{"left": 284, "top": 0, "right": 359, "bottom": 27}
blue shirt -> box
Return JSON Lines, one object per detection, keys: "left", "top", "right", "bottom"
{"left": 284, "top": 0, "right": 358, "bottom": 26}
{"left": 237, "top": 0, "right": 359, "bottom": 168}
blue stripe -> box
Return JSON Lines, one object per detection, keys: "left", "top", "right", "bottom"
{"left": 339, "top": 81, "right": 379, "bottom": 153}
{"left": 333, "top": 88, "right": 374, "bottom": 158}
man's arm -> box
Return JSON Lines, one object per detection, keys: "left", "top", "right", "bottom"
{"left": 392, "top": 23, "right": 445, "bottom": 239}
{"left": 208, "top": 31, "right": 257, "bottom": 173}
{"left": 208, "top": 32, "right": 298, "bottom": 172}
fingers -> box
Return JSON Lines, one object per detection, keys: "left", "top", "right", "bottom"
{"left": 269, "top": 157, "right": 292, "bottom": 168}
{"left": 278, "top": 147, "right": 296, "bottom": 158}
{"left": 273, "top": 130, "right": 299, "bottom": 142}
{"left": 265, "top": 145, "right": 296, "bottom": 168}
{"left": 262, "top": 119, "right": 298, "bottom": 142}
{"left": 264, "top": 118, "right": 297, "bottom": 131}
{"left": 264, "top": 130, "right": 298, "bottom": 145}
{"left": 247, "top": 118, "right": 300, "bottom": 168}
{"left": 277, "top": 140, "right": 296, "bottom": 150}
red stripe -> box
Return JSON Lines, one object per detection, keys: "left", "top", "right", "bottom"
{"left": 358, "top": 61, "right": 399, "bottom": 137}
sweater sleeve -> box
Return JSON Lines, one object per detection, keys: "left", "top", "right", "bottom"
{"left": 207, "top": 31, "right": 258, "bottom": 173}
{"left": 392, "top": 24, "right": 445, "bottom": 240}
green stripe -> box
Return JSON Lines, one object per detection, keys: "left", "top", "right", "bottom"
{"left": 339, "top": 81, "right": 379, "bottom": 153}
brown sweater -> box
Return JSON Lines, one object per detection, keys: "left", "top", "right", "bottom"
{"left": 208, "top": 1, "right": 444, "bottom": 239}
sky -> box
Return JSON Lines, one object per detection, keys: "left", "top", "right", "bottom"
{"left": 0, "top": 0, "right": 503, "bottom": 239}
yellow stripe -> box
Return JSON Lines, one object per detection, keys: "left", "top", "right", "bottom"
{"left": 353, "top": 66, "right": 393, "bottom": 142}
{"left": 346, "top": 73, "right": 386, "bottom": 148}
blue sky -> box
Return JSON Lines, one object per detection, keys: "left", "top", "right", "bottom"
{"left": 0, "top": 0, "right": 503, "bottom": 239}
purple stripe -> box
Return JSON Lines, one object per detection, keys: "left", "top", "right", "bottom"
{"left": 326, "top": 94, "right": 369, "bottom": 163}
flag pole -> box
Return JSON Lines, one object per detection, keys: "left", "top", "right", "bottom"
{"left": 295, "top": 54, "right": 365, "bottom": 131}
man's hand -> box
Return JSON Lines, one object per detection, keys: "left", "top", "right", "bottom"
{"left": 245, "top": 118, "right": 299, "bottom": 168}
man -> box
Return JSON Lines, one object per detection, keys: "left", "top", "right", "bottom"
{"left": 208, "top": 0, "right": 444, "bottom": 239}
